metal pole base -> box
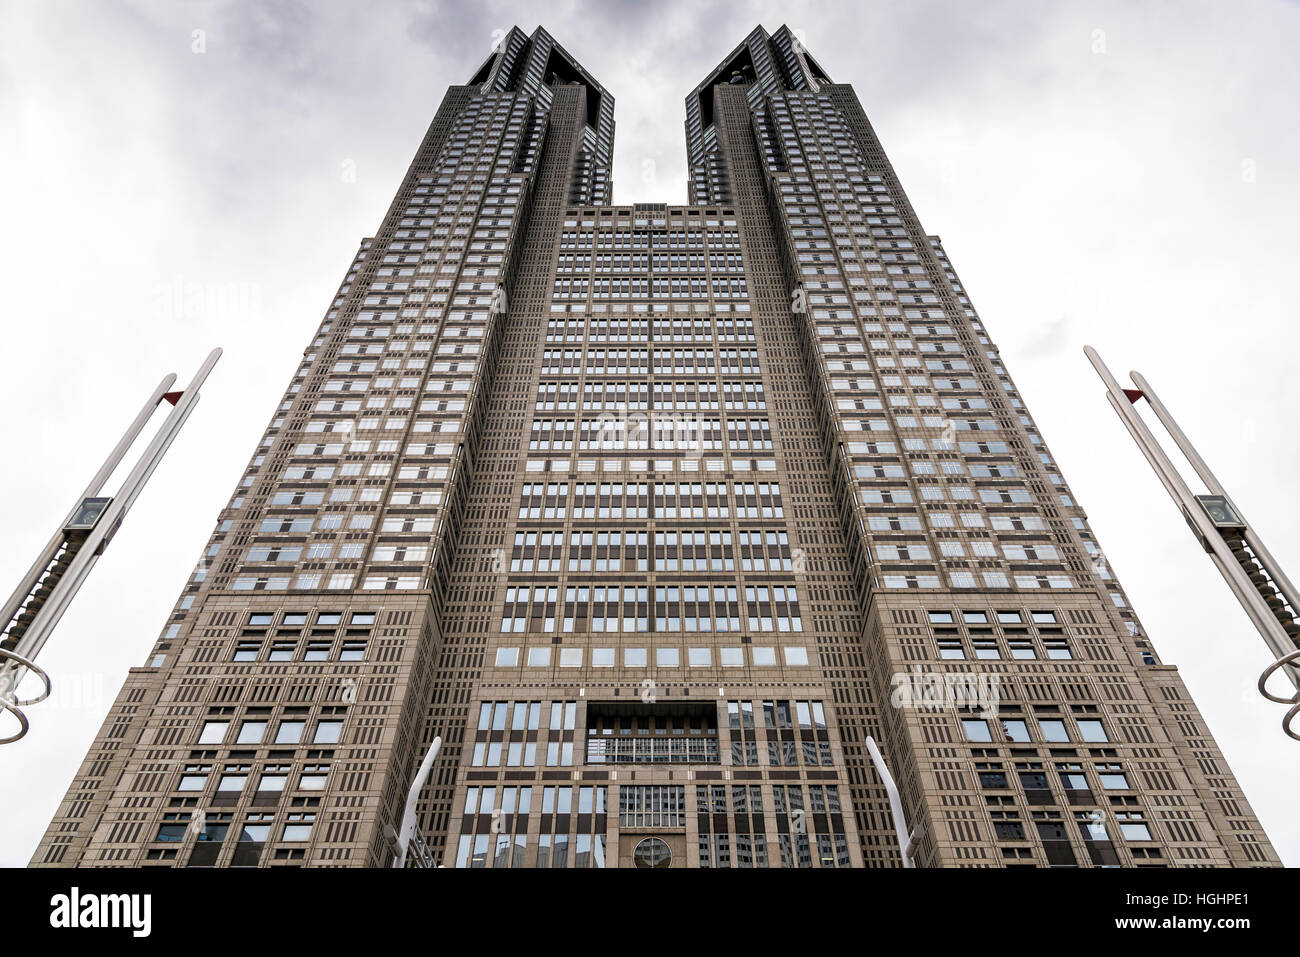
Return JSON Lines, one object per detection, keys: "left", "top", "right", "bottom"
{"left": 0, "top": 649, "right": 51, "bottom": 744}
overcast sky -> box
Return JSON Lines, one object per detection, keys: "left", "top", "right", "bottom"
{"left": 1, "top": 0, "right": 1297, "bottom": 867}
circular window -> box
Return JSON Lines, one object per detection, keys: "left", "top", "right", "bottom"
{"left": 633, "top": 837, "right": 672, "bottom": 869}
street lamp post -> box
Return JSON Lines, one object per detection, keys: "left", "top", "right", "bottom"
{"left": 0, "top": 348, "right": 221, "bottom": 744}
{"left": 1085, "top": 346, "right": 1300, "bottom": 739}
{"left": 393, "top": 735, "right": 442, "bottom": 868}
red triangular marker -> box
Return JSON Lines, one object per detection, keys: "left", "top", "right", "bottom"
{"left": 163, "top": 391, "right": 184, "bottom": 406}
{"left": 1122, "top": 388, "right": 1144, "bottom": 403}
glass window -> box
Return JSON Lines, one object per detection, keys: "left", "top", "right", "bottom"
{"left": 1038, "top": 719, "right": 1069, "bottom": 742}
{"left": 257, "top": 774, "right": 287, "bottom": 792}
{"left": 198, "top": 721, "right": 228, "bottom": 744}
{"left": 239, "top": 823, "right": 271, "bottom": 843}
{"left": 656, "top": 647, "right": 680, "bottom": 667}
{"left": 962, "top": 719, "right": 992, "bottom": 742}
{"left": 155, "top": 822, "right": 188, "bottom": 842}
{"left": 275, "top": 720, "right": 305, "bottom": 744}
{"left": 236, "top": 721, "right": 266, "bottom": 744}
{"left": 999, "top": 719, "right": 1029, "bottom": 742}
{"left": 283, "top": 823, "right": 313, "bottom": 842}
{"left": 313, "top": 720, "right": 343, "bottom": 744}
{"left": 1119, "top": 818, "right": 1152, "bottom": 841}
{"left": 1077, "top": 719, "right": 1108, "bottom": 742}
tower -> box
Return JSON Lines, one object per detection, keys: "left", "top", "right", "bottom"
{"left": 32, "top": 25, "right": 1278, "bottom": 869}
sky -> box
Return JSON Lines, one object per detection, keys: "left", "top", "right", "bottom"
{"left": 1, "top": 0, "right": 1297, "bottom": 867}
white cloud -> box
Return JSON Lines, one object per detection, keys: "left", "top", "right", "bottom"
{"left": 1, "top": 0, "right": 1296, "bottom": 866}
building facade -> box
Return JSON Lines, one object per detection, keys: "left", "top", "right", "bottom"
{"left": 33, "top": 25, "right": 1278, "bottom": 869}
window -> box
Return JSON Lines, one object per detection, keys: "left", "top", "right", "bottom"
{"left": 494, "top": 647, "right": 519, "bottom": 667}
{"left": 1097, "top": 766, "right": 1129, "bottom": 790}
{"left": 236, "top": 720, "right": 266, "bottom": 745}
{"left": 1077, "top": 719, "right": 1108, "bottom": 742}
{"left": 962, "top": 719, "right": 992, "bottom": 742}
{"left": 275, "top": 720, "right": 305, "bottom": 744}
{"left": 257, "top": 773, "right": 287, "bottom": 792}
{"left": 313, "top": 720, "right": 343, "bottom": 744}
{"left": 239, "top": 819, "right": 272, "bottom": 843}
{"left": 999, "top": 719, "right": 1029, "bottom": 743}
{"left": 218, "top": 771, "right": 248, "bottom": 792}
{"left": 928, "top": 610, "right": 953, "bottom": 624}
{"left": 1038, "top": 719, "right": 1069, "bottom": 743}
{"left": 1116, "top": 813, "right": 1151, "bottom": 841}
{"left": 618, "top": 785, "right": 685, "bottom": 827}
{"left": 633, "top": 837, "right": 672, "bottom": 869}
{"left": 198, "top": 721, "right": 228, "bottom": 745}
{"left": 299, "top": 766, "right": 329, "bottom": 790}
{"left": 283, "top": 813, "right": 315, "bottom": 842}
{"left": 155, "top": 817, "right": 189, "bottom": 842}
{"left": 178, "top": 767, "right": 210, "bottom": 791}
{"left": 688, "top": 648, "right": 711, "bottom": 666}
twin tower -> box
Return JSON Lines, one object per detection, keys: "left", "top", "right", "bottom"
{"left": 33, "top": 25, "right": 1277, "bottom": 868}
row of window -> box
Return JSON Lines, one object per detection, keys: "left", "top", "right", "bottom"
{"left": 963, "top": 714, "right": 1109, "bottom": 745}
{"left": 198, "top": 717, "right": 342, "bottom": 747}
{"left": 491, "top": 645, "right": 812, "bottom": 668}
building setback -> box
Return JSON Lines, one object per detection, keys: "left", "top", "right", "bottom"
{"left": 33, "top": 25, "right": 1278, "bottom": 869}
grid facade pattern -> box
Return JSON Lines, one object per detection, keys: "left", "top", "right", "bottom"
{"left": 32, "top": 24, "right": 1277, "bottom": 869}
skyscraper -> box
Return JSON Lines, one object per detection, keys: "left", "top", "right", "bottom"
{"left": 32, "top": 24, "right": 1278, "bottom": 868}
